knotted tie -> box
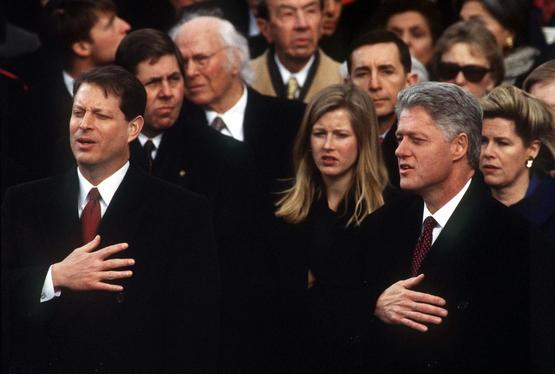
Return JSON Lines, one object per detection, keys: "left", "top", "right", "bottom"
{"left": 286, "top": 76, "right": 299, "bottom": 99}
{"left": 410, "top": 216, "right": 437, "bottom": 276}
{"left": 81, "top": 187, "right": 101, "bottom": 244}
{"left": 210, "top": 116, "right": 227, "bottom": 133}
{"left": 143, "top": 139, "right": 156, "bottom": 174}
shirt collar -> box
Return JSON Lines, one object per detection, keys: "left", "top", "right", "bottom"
{"left": 205, "top": 84, "right": 248, "bottom": 141}
{"left": 62, "top": 70, "right": 74, "bottom": 97}
{"left": 138, "top": 132, "right": 164, "bottom": 149}
{"left": 422, "top": 178, "right": 472, "bottom": 228}
{"left": 274, "top": 53, "right": 315, "bottom": 87}
{"left": 78, "top": 161, "right": 130, "bottom": 211}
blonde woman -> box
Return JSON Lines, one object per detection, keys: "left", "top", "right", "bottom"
{"left": 268, "top": 83, "right": 390, "bottom": 373}
{"left": 480, "top": 85, "right": 555, "bottom": 247}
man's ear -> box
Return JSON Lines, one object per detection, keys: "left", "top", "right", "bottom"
{"left": 451, "top": 133, "right": 468, "bottom": 162}
{"left": 72, "top": 40, "right": 92, "bottom": 58}
{"left": 127, "top": 115, "right": 144, "bottom": 142}
{"left": 406, "top": 72, "right": 418, "bottom": 87}
{"left": 256, "top": 18, "right": 273, "bottom": 43}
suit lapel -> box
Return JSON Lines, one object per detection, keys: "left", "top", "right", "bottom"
{"left": 40, "top": 170, "right": 82, "bottom": 260}
{"left": 129, "top": 139, "right": 149, "bottom": 173}
{"left": 98, "top": 167, "right": 149, "bottom": 247}
{"left": 422, "top": 178, "right": 487, "bottom": 277}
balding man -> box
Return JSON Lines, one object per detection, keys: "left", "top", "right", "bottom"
{"left": 172, "top": 15, "right": 305, "bottom": 195}
{"left": 251, "top": 0, "right": 342, "bottom": 103}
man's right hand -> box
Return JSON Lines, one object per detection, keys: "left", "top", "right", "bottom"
{"left": 374, "top": 274, "right": 448, "bottom": 332}
{"left": 51, "top": 235, "right": 134, "bottom": 292}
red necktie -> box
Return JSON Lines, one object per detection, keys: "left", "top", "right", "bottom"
{"left": 81, "top": 187, "right": 101, "bottom": 244}
{"left": 411, "top": 216, "right": 437, "bottom": 276}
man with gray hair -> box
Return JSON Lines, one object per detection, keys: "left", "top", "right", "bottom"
{"left": 363, "top": 82, "right": 532, "bottom": 372}
{"left": 172, "top": 15, "right": 305, "bottom": 195}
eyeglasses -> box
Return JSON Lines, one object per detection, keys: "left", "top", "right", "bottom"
{"left": 436, "top": 62, "right": 491, "bottom": 83}
{"left": 182, "top": 47, "right": 230, "bottom": 70}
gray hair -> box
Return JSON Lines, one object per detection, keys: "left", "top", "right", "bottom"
{"left": 169, "top": 14, "right": 254, "bottom": 83}
{"left": 395, "top": 82, "right": 483, "bottom": 169}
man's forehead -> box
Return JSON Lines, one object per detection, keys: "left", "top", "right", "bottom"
{"left": 92, "top": 10, "right": 116, "bottom": 26}
{"left": 74, "top": 83, "right": 120, "bottom": 108}
{"left": 352, "top": 43, "right": 403, "bottom": 67}
{"left": 177, "top": 24, "right": 221, "bottom": 52}
{"left": 398, "top": 106, "right": 435, "bottom": 128}
{"left": 269, "top": 0, "right": 320, "bottom": 10}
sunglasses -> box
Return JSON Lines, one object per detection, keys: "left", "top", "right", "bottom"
{"left": 437, "top": 62, "right": 491, "bottom": 83}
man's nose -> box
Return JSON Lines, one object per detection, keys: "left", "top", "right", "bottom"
{"left": 117, "top": 17, "right": 131, "bottom": 34}
{"left": 159, "top": 80, "right": 172, "bottom": 97}
{"left": 295, "top": 10, "right": 309, "bottom": 29}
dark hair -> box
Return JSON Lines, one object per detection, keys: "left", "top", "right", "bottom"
{"left": 458, "top": 0, "right": 530, "bottom": 47}
{"left": 430, "top": 20, "right": 504, "bottom": 86}
{"left": 47, "top": 0, "right": 117, "bottom": 65}
{"left": 115, "top": 28, "right": 185, "bottom": 78}
{"left": 73, "top": 65, "right": 147, "bottom": 121}
{"left": 372, "top": 0, "right": 444, "bottom": 43}
{"left": 256, "top": 0, "right": 323, "bottom": 20}
{"left": 347, "top": 30, "right": 412, "bottom": 74}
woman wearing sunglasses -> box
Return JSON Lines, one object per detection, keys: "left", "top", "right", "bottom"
{"left": 430, "top": 20, "right": 504, "bottom": 97}
{"left": 480, "top": 85, "right": 555, "bottom": 247}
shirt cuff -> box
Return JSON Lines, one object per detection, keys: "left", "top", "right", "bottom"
{"left": 40, "top": 265, "right": 61, "bottom": 303}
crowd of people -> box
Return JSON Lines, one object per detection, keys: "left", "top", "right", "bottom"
{"left": 1, "top": 0, "right": 554, "bottom": 373}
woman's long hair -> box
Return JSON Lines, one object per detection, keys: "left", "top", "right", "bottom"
{"left": 275, "top": 83, "right": 389, "bottom": 226}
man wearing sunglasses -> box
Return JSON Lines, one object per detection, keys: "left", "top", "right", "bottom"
{"left": 347, "top": 30, "right": 417, "bottom": 187}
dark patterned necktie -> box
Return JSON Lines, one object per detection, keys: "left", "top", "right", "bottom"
{"left": 143, "top": 139, "right": 156, "bottom": 174}
{"left": 210, "top": 116, "right": 227, "bottom": 133}
{"left": 81, "top": 187, "right": 101, "bottom": 244}
{"left": 411, "top": 216, "right": 437, "bottom": 276}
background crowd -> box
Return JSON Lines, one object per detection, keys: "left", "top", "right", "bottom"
{"left": 1, "top": 0, "right": 555, "bottom": 373}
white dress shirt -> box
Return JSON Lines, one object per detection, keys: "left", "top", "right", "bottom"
{"left": 205, "top": 85, "right": 248, "bottom": 141}
{"left": 421, "top": 178, "right": 472, "bottom": 245}
{"left": 138, "top": 132, "right": 164, "bottom": 160}
{"left": 40, "top": 162, "right": 130, "bottom": 303}
{"left": 62, "top": 70, "right": 74, "bottom": 97}
{"left": 274, "top": 53, "right": 315, "bottom": 92}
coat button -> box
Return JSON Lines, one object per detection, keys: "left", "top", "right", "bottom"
{"left": 116, "top": 292, "right": 125, "bottom": 304}
{"left": 426, "top": 360, "right": 439, "bottom": 369}
{"left": 457, "top": 300, "right": 469, "bottom": 311}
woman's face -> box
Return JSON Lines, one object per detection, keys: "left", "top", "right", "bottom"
{"left": 386, "top": 10, "right": 434, "bottom": 65}
{"left": 438, "top": 42, "right": 494, "bottom": 97}
{"left": 311, "top": 108, "right": 358, "bottom": 184}
{"left": 480, "top": 117, "right": 540, "bottom": 190}
{"left": 460, "top": 1, "right": 513, "bottom": 49}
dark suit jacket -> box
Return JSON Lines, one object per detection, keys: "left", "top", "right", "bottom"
{"left": 2, "top": 166, "right": 220, "bottom": 373}
{"left": 363, "top": 177, "right": 533, "bottom": 373}
{"left": 130, "top": 116, "right": 261, "bottom": 372}
{"left": 381, "top": 121, "right": 400, "bottom": 188}
{"left": 183, "top": 88, "right": 305, "bottom": 194}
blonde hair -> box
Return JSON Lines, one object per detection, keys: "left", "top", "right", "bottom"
{"left": 275, "top": 83, "right": 389, "bottom": 226}
{"left": 480, "top": 85, "right": 555, "bottom": 174}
